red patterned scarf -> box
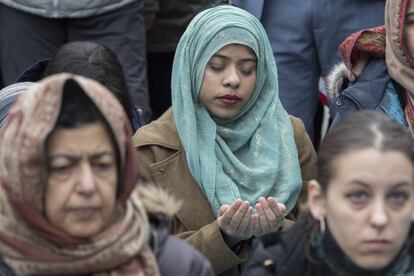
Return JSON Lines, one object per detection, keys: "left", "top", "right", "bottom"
{"left": 339, "top": 0, "right": 414, "bottom": 135}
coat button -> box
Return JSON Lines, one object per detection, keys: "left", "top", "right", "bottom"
{"left": 336, "top": 100, "right": 342, "bottom": 106}
{"left": 263, "top": 259, "right": 275, "bottom": 270}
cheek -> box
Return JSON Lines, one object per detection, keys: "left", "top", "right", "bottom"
{"left": 244, "top": 75, "right": 257, "bottom": 99}
{"left": 199, "top": 71, "right": 217, "bottom": 101}
{"left": 45, "top": 180, "right": 72, "bottom": 223}
{"left": 325, "top": 199, "right": 362, "bottom": 246}
{"left": 390, "top": 205, "right": 414, "bottom": 235}
{"left": 101, "top": 175, "right": 118, "bottom": 215}
{"left": 326, "top": 206, "right": 359, "bottom": 233}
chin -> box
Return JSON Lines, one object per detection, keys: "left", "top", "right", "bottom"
{"left": 212, "top": 111, "right": 237, "bottom": 119}
{"left": 66, "top": 224, "right": 104, "bottom": 239}
{"left": 353, "top": 255, "right": 393, "bottom": 271}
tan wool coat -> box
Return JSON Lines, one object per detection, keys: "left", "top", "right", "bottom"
{"left": 133, "top": 108, "right": 317, "bottom": 276}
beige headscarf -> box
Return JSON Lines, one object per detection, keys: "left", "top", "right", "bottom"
{"left": 385, "top": 0, "right": 414, "bottom": 91}
{"left": 0, "top": 74, "right": 159, "bottom": 275}
{"left": 385, "top": 0, "right": 414, "bottom": 131}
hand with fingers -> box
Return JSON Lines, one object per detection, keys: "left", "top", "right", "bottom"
{"left": 253, "top": 197, "right": 285, "bottom": 237}
{"left": 217, "top": 199, "right": 254, "bottom": 247}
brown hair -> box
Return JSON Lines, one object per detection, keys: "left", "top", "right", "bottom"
{"left": 317, "top": 110, "right": 414, "bottom": 191}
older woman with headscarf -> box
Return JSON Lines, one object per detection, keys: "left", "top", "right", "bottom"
{"left": 327, "top": 0, "right": 414, "bottom": 133}
{"left": 133, "top": 5, "right": 317, "bottom": 275}
{"left": 0, "top": 74, "right": 213, "bottom": 275}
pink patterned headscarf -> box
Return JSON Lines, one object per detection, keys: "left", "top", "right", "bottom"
{"left": 0, "top": 74, "right": 158, "bottom": 275}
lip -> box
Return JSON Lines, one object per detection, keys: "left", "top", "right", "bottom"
{"left": 363, "top": 240, "right": 391, "bottom": 252}
{"left": 68, "top": 207, "right": 100, "bottom": 220}
{"left": 216, "top": 94, "right": 242, "bottom": 105}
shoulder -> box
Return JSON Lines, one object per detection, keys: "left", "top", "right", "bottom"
{"left": 134, "top": 184, "right": 214, "bottom": 276}
{"left": 326, "top": 59, "right": 389, "bottom": 101}
{"left": 327, "top": 59, "right": 393, "bottom": 127}
{"left": 153, "top": 222, "right": 214, "bottom": 276}
{"left": 0, "top": 257, "right": 15, "bottom": 276}
{"left": 288, "top": 115, "right": 314, "bottom": 155}
{"left": 133, "top": 108, "right": 181, "bottom": 150}
{"left": 289, "top": 115, "right": 306, "bottom": 137}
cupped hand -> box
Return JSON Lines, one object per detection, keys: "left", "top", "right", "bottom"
{"left": 217, "top": 199, "right": 254, "bottom": 246}
{"left": 253, "top": 197, "right": 285, "bottom": 236}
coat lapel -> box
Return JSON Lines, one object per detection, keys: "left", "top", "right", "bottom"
{"left": 149, "top": 151, "right": 216, "bottom": 230}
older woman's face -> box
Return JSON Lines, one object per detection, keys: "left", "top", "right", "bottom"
{"left": 404, "top": 0, "right": 414, "bottom": 59}
{"left": 199, "top": 44, "right": 257, "bottom": 119}
{"left": 324, "top": 148, "right": 414, "bottom": 270}
{"left": 45, "top": 122, "right": 117, "bottom": 238}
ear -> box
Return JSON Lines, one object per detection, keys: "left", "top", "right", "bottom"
{"left": 307, "top": 180, "right": 326, "bottom": 220}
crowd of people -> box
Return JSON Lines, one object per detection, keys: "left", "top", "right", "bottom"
{"left": 0, "top": 0, "right": 413, "bottom": 275}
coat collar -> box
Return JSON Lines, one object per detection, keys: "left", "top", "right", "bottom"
{"left": 133, "top": 108, "right": 181, "bottom": 150}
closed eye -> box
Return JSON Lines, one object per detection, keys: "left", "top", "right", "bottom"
{"left": 208, "top": 61, "right": 225, "bottom": 72}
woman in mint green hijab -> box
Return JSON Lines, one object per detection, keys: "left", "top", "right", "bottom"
{"left": 134, "top": 4, "right": 316, "bottom": 274}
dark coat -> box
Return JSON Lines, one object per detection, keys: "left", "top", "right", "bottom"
{"left": 328, "top": 59, "right": 405, "bottom": 128}
{"left": 243, "top": 217, "right": 414, "bottom": 276}
{"left": 150, "top": 214, "right": 214, "bottom": 276}
{"left": 0, "top": 257, "right": 14, "bottom": 276}
{"left": 242, "top": 218, "right": 327, "bottom": 276}
{"left": 138, "top": 184, "right": 215, "bottom": 276}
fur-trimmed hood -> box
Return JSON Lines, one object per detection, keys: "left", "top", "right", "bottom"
{"left": 325, "top": 62, "right": 352, "bottom": 100}
{"left": 135, "top": 184, "right": 182, "bottom": 218}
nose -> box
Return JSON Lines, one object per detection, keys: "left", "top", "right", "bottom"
{"left": 76, "top": 162, "right": 96, "bottom": 195}
{"left": 223, "top": 66, "right": 240, "bottom": 88}
{"left": 370, "top": 199, "right": 389, "bottom": 230}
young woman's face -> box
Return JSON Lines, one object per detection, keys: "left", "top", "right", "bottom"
{"left": 199, "top": 44, "right": 257, "bottom": 119}
{"left": 404, "top": 0, "right": 414, "bottom": 59}
{"left": 324, "top": 148, "right": 414, "bottom": 270}
{"left": 45, "top": 122, "right": 118, "bottom": 238}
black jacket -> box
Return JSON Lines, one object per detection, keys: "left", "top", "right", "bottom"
{"left": 243, "top": 217, "right": 414, "bottom": 276}
{"left": 242, "top": 218, "right": 329, "bottom": 276}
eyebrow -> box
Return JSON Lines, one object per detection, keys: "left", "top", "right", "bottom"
{"left": 388, "top": 182, "right": 411, "bottom": 190}
{"left": 349, "top": 180, "right": 411, "bottom": 190}
{"left": 348, "top": 180, "right": 370, "bottom": 189}
{"left": 212, "top": 53, "right": 257, "bottom": 63}
{"left": 49, "top": 151, "right": 114, "bottom": 162}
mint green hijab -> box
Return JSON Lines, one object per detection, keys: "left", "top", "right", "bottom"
{"left": 172, "top": 5, "right": 302, "bottom": 215}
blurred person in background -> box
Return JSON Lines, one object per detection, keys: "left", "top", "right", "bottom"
{"left": 144, "top": 0, "right": 227, "bottom": 120}
{"left": 233, "top": 0, "right": 385, "bottom": 144}
{"left": 0, "top": 0, "right": 151, "bottom": 120}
